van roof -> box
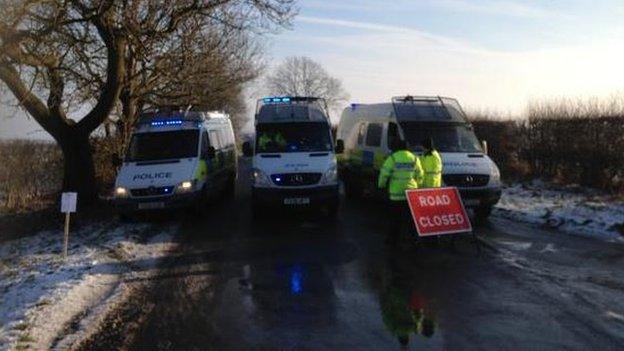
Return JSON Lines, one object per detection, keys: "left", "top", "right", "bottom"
{"left": 346, "top": 96, "right": 467, "bottom": 123}
{"left": 255, "top": 96, "right": 329, "bottom": 124}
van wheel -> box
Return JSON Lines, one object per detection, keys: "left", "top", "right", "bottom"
{"left": 192, "top": 186, "right": 209, "bottom": 214}
{"left": 344, "top": 178, "right": 363, "bottom": 199}
{"left": 224, "top": 172, "right": 236, "bottom": 198}
{"left": 325, "top": 202, "right": 339, "bottom": 220}
{"left": 251, "top": 200, "right": 267, "bottom": 221}
{"left": 474, "top": 205, "right": 493, "bottom": 225}
{"left": 119, "top": 212, "right": 134, "bottom": 223}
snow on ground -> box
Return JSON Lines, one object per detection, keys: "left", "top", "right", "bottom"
{"left": 0, "top": 220, "right": 178, "bottom": 350}
{"left": 494, "top": 181, "right": 624, "bottom": 242}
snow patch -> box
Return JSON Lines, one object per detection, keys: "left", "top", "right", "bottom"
{"left": 0, "top": 221, "right": 178, "bottom": 350}
{"left": 494, "top": 182, "right": 624, "bottom": 242}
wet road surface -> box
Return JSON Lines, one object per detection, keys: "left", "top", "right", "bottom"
{"left": 79, "top": 164, "right": 624, "bottom": 350}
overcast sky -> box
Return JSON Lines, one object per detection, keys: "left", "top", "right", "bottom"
{"left": 2, "top": 0, "right": 624, "bottom": 139}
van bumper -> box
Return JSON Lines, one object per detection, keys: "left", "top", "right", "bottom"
{"left": 457, "top": 186, "right": 502, "bottom": 208}
{"left": 252, "top": 185, "right": 339, "bottom": 208}
{"left": 113, "top": 192, "right": 201, "bottom": 212}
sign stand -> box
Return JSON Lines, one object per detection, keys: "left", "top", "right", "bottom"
{"left": 60, "top": 192, "right": 78, "bottom": 260}
{"left": 63, "top": 212, "right": 70, "bottom": 259}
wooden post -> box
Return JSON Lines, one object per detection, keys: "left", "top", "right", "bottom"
{"left": 63, "top": 212, "right": 71, "bottom": 259}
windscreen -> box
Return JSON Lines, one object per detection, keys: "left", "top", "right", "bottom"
{"left": 400, "top": 122, "right": 482, "bottom": 153}
{"left": 126, "top": 130, "right": 199, "bottom": 161}
{"left": 256, "top": 122, "right": 332, "bottom": 153}
{"left": 257, "top": 104, "right": 327, "bottom": 123}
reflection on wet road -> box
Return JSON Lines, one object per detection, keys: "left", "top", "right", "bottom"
{"left": 80, "top": 163, "right": 624, "bottom": 351}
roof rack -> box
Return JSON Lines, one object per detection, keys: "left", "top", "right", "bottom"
{"left": 392, "top": 95, "right": 443, "bottom": 104}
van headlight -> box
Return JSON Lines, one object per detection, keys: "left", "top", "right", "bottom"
{"left": 115, "top": 187, "right": 129, "bottom": 198}
{"left": 320, "top": 165, "right": 338, "bottom": 185}
{"left": 252, "top": 168, "right": 272, "bottom": 187}
{"left": 176, "top": 180, "right": 195, "bottom": 193}
{"left": 490, "top": 163, "right": 501, "bottom": 183}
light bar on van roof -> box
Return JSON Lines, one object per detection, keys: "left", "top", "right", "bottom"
{"left": 263, "top": 97, "right": 291, "bottom": 103}
{"left": 150, "top": 120, "right": 184, "bottom": 127}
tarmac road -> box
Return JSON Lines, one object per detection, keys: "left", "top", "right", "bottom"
{"left": 78, "top": 162, "right": 624, "bottom": 351}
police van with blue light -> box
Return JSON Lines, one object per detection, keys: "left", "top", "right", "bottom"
{"left": 113, "top": 106, "right": 237, "bottom": 215}
{"left": 336, "top": 96, "right": 502, "bottom": 220}
{"left": 242, "top": 96, "right": 341, "bottom": 217}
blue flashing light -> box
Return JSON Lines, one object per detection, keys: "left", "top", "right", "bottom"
{"left": 151, "top": 120, "right": 183, "bottom": 127}
{"left": 290, "top": 267, "right": 303, "bottom": 295}
{"left": 263, "top": 97, "right": 293, "bottom": 104}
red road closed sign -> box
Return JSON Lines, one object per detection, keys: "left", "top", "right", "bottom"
{"left": 406, "top": 187, "right": 472, "bottom": 237}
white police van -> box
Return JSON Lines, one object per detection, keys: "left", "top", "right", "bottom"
{"left": 113, "top": 106, "right": 237, "bottom": 214}
{"left": 242, "top": 97, "right": 341, "bottom": 217}
{"left": 337, "top": 96, "right": 502, "bottom": 220}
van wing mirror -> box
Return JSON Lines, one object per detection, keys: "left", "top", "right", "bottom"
{"left": 481, "top": 140, "right": 488, "bottom": 155}
{"left": 242, "top": 141, "right": 253, "bottom": 157}
{"left": 111, "top": 153, "right": 122, "bottom": 167}
{"left": 335, "top": 139, "right": 344, "bottom": 154}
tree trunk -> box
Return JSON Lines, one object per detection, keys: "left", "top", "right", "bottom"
{"left": 58, "top": 133, "right": 97, "bottom": 207}
{"left": 120, "top": 90, "right": 137, "bottom": 149}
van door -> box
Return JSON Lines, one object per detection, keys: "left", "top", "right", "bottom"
{"left": 362, "top": 122, "right": 384, "bottom": 193}
{"left": 199, "top": 130, "right": 216, "bottom": 193}
{"left": 209, "top": 129, "right": 227, "bottom": 187}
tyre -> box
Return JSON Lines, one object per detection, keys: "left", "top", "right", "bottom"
{"left": 223, "top": 172, "right": 236, "bottom": 198}
{"left": 191, "top": 186, "right": 209, "bottom": 214}
{"left": 119, "top": 212, "right": 134, "bottom": 223}
{"left": 324, "top": 201, "right": 339, "bottom": 220}
{"left": 251, "top": 195, "right": 267, "bottom": 220}
{"left": 344, "top": 176, "right": 363, "bottom": 199}
{"left": 474, "top": 205, "right": 493, "bottom": 225}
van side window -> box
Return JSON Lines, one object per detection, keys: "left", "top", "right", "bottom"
{"left": 219, "top": 129, "right": 230, "bottom": 148}
{"left": 209, "top": 130, "right": 221, "bottom": 149}
{"left": 387, "top": 122, "right": 399, "bottom": 149}
{"left": 357, "top": 123, "right": 367, "bottom": 145}
{"left": 365, "top": 123, "right": 383, "bottom": 147}
{"left": 201, "top": 131, "right": 210, "bottom": 158}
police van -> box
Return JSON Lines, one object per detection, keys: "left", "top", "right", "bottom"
{"left": 336, "top": 96, "right": 502, "bottom": 220}
{"left": 242, "top": 97, "right": 341, "bottom": 216}
{"left": 113, "top": 106, "right": 237, "bottom": 214}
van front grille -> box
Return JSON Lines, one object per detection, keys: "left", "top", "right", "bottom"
{"left": 131, "top": 186, "right": 175, "bottom": 197}
{"left": 271, "top": 173, "right": 322, "bottom": 186}
{"left": 443, "top": 174, "right": 489, "bottom": 187}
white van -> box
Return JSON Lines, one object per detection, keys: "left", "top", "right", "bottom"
{"left": 336, "top": 96, "right": 501, "bottom": 220}
{"left": 113, "top": 107, "right": 237, "bottom": 214}
{"left": 242, "top": 97, "right": 341, "bottom": 216}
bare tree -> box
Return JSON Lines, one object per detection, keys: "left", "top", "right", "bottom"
{"left": 0, "top": 0, "right": 296, "bottom": 204}
{"left": 265, "top": 56, "right": 349, "bottom": 114}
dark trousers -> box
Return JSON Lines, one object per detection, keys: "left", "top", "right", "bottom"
{"left": 387, "top": 200, "right": 413, "bottom": 244}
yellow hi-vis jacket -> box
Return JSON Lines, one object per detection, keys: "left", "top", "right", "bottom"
{"left": 419, "top": 150, "right": 443, "bottom": 188}
{"left": 378, "top": 150, "right": 424, "bottom": 201}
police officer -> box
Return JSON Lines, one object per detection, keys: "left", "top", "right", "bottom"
{"left": 419, "top": 137, "right": 443, "bottom": 188}
{"left": 378, "top": 139, "right": 424, "bottom": 242}
{"left": 258, "top": 131, "right": 287, "bottom": 152}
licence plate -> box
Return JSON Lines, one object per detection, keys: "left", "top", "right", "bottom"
{"left": 138, "top": 202, "right": 165, "bottom": 210}
{"left": 283, "top": 197, "right": 310, "bottom": 205}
